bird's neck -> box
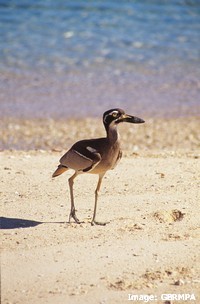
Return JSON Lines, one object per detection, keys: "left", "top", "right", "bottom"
{"left": 106, "top": 123, "right": 120, "bottom": 144}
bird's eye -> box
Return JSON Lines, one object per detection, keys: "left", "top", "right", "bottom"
{"left": 112, "top": 112, "right": 118, "bottom": 117}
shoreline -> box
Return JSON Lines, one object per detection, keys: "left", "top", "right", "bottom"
{"left": 1, "top": 63, "right": 200, "bottom": 120}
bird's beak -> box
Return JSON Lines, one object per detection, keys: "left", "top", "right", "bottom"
{"left": 117, "top": 114, "right": 145, "bottom": 124}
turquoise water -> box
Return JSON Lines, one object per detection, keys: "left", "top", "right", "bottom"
{"left": 0, "top": 0, "right": 200, "bottom": 118}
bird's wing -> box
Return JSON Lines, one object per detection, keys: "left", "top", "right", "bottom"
{"left": 60, "top": 144, "right": 101, "bottom": 172}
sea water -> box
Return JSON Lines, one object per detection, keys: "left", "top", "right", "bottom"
{"left": 0, "top": 0, "right": 200, "bottom": 118}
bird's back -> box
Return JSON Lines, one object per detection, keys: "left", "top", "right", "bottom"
{"left": 59, "top": 136, "right": 121, "bottom": 174}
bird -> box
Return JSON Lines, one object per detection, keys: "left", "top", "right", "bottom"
{"left": 52, "top": 108, "right": 145, "bottom": 226}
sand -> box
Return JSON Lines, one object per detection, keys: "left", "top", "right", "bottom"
{"left": 1, "top": 117, "right": 200, "bottom": 304}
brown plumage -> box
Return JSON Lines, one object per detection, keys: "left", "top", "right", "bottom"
{"left": 52, "top": 108, "right": 145, "bottom": 225}
{"left": 53, "top": 165, "right": 68, "bottom": 177}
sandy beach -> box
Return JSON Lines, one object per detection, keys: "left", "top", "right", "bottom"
{"left": 1, "top": 117, "right": 200, "bottom": 304}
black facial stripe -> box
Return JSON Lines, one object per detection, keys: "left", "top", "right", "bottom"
{"left": 103, "top": 108, "right": 125, "bottom": 126}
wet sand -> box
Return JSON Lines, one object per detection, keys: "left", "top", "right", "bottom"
{"left": 1, "top": 116, "right": 200, "bottom": 304}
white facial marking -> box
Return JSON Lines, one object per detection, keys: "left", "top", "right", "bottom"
{"left": 104, "top": 110, "right": 119, "bottom": 123}
{"left": 111, "top": 110, "right": 119, "bottom": 117}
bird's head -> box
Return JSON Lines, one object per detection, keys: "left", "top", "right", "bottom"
{"left": 103, "top": 108, "right": 145, "bottom": 128}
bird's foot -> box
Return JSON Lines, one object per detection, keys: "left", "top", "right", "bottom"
{"left": 91, "top": 220, "right": 107, "bottom": 226}
{"left": 69, "top": 209, "right": 82, "bottom": 224}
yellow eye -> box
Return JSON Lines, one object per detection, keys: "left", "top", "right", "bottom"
{"left": 112, "top": 111, "right": 118, "bottom": 117}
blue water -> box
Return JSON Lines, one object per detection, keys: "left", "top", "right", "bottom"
{"left": 0, "top": 0, "right": 200, "bottom": 118}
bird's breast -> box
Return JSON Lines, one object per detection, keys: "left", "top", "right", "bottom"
{"left": 90, "top": 141, "right": 121, "bottom": 174}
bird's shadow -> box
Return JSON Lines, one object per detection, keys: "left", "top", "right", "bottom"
{"left": 0, "top": 217, "right": 65, "bottom": 230}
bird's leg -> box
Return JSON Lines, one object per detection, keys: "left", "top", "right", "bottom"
{"left": 91, "top": 173, "right": 107, "bottom": 226}
{"left": 68, "top": 172, "right": 81, "bottom": 224}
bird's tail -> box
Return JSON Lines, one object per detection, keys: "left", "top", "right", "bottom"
{"left": 52, "top": 165, "right": 68, "bottom": 177}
